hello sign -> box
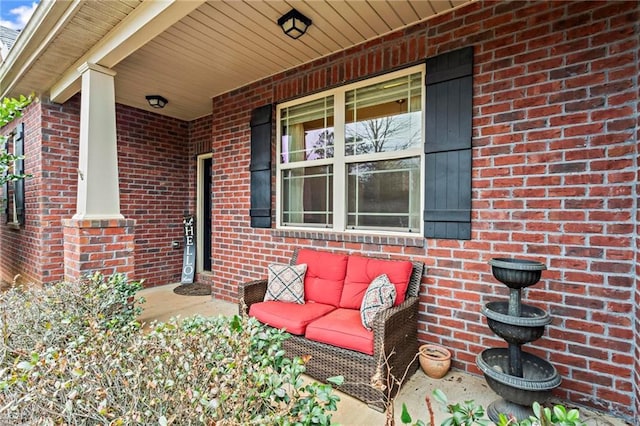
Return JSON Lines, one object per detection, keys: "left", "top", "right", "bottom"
{"left": 181, "top": 215, "right": 196, "bottom": 284}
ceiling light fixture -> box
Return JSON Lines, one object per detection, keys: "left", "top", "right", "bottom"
{"left": 146, "top": 95, "right": 168, "bottom": 109}
{"left": 277, "top": 9, "right": 312, "bottom": 40}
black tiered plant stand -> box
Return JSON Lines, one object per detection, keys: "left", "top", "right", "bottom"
{"left": 476, "top": 258, "right": 561, "bottom": 422}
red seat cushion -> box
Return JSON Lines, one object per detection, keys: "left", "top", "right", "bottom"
{"left": 340, "top": 255, "right": 414, "bottom": 309}
{"left": 296, "top": 249, "right": 349, "bottom": 307}
{"left": 305, "top": 308, "right": 374, "bottom": 355}
{"left": 249, "top": 301, "right": 336, "bottom": 335}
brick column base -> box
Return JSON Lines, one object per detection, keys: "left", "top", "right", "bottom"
{"left": 62, "top": 218, "right": 136, "bottom": 281}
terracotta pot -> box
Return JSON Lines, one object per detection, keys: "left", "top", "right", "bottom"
{"left": 419, "top": 344, "right": 451, "bottom": 379}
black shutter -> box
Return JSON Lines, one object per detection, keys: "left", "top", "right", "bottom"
{"left": 14, "top": 123, "right": 25, "bottom": 225}
{"left": 424, "top": 46, "right": 473, "bottom": 240}
{"left": 249, "top": 104, "right": 272, "bottom": 228}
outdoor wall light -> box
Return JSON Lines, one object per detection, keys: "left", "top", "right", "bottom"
{"left": 277, "top": 9, "right": 312, "bottom": 40}
{"left": 146, "top": 95, "right": 168, "bottom": 108}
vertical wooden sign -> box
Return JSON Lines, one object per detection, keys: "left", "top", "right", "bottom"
{"left": 181, "top": 215, "right": 196, "bottom": 284}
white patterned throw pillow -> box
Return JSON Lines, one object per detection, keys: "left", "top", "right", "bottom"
{"left": 264, "top": 263, "right": 307, "bottom": 304}
{"left": 360, "top": 274, "right": 397, "bottom": 330}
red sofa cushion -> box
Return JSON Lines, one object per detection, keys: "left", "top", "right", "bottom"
{"left": 340, "top": 255, "right": 414, "bottom": 309}
{"left": 249, "top": 301, "right": 336, "bottom": 335}
{"left": 296, "top": 249, "right": 349, "bottom": 307}
{"left": 305, "top": 308, "right": 374, "bottom": 355}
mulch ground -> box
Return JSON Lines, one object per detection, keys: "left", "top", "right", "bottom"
{"left": 173, "top": 283, "right": 212, "bottom": 296}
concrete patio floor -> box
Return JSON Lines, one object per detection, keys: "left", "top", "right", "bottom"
{"left": 137, "top": 284, "right": 629, "bottom": 426}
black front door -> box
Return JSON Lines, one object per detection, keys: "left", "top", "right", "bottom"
{"left": 203, "top": 157, "right": 212, "bottom": 271}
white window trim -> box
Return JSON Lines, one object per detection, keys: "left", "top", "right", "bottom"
{"left": 276, "top": 64, "right": 426, "bottom": 237}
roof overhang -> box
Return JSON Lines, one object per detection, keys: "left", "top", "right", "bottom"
{"left": 1, "top": 0, "right": 472, "bottom": 121}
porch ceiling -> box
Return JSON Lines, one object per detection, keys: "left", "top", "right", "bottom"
{"left": 1, "top": 0, "right": 471, "bottom": 122}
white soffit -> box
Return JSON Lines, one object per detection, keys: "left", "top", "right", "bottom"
{"left": 4, "top": 0, "right": 472, "bottom": 121}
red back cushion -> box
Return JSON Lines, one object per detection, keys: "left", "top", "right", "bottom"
{"left": 296, "top": 249, "right": 348, "bottom": 307}
{"left": 340, "top": 255, "right": 413, "bottom": 309}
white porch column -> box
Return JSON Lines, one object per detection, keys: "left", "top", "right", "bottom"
{"left": 74, "top": 63, "right": 123, "bottom": 220}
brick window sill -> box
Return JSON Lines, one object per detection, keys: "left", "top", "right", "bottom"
{"left": 272, "top": 229, "right": 425, "bottom": 248}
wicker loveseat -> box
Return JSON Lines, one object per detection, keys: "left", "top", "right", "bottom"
{"left": 238, "top": 248, "right": 424, "bottom": 410}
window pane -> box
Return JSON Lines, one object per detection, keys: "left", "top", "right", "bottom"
{"left": 347, "top": 157, "right": 420, "bottom": 231}
{"left": 280, "top": 97, "right": 334, "bottom": 163}
{"left": 282, "top": 165, "right": 333, "bottom": 226}
{"left": 345, "top": 73, "right": 422, "bottom": 156}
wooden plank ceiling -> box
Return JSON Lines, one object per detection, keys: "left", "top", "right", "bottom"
{"left": 14, "top": 0, "right": 471, "bottom": 121}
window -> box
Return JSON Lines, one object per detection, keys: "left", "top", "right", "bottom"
{"left": 277, "top": 66, "right": 424, "bottom": 234}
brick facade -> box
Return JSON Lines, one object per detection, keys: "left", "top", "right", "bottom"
{"left": 0, "top": 0, "right": 637, "bottom": 421}
{"left": 62, "top": 218, "right": 135, "bottom": 279}
{"left": 1, "top": 98, "right": 192, "bottom": 287}
{"left": 206, "top": 0, "right": 638, "bottom": 420}
{"left": 634, "top": 15, "right": 640, "bottom": 420}
{"left": 0, "top": 99, "right": 76, "bottom": 286}
{"left": 116, "top": 103, "right": 190, "bottom": 286}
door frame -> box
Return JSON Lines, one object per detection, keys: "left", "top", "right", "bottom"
{"left": 196, "top": 153, "right": 212, "bottom": 273}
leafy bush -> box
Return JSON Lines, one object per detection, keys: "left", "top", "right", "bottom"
{"left": 0, "top": 274, "right": 340, "bottom": 425}
{"left": 0, "top": 95, "right": 33, "bottom": 127}
{"left": 1, "top": 94, "right": 33, "bottom": 186}
{"left": 399, "top": 389, "right": 585, "bottom": 426}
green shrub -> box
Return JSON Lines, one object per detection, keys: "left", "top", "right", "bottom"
{"left": 399, "top": 389, "right": 585, "bottom": 426}
{"left": 1, "top": 94, "right": 33, "bottom": 186}
{"left": 0, "top": 274, "right": 339, "bottom": 425}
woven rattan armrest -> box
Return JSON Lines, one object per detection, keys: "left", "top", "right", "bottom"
{"left": 372, "top": 295, "right": 419, "bottom": 357}
{"left": 238, "top": 279, "right": 268, "bottom": 314}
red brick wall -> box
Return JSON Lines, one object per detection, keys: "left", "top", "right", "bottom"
{"left": 207, "top": 0, "right": 638, "bottom": 419}
{"left": 1, "top": 98, "right": 191, "bottom": 288}
{"left": 62, "top": 218, "right": 135, "bottom": 279}
{"left": 189, "top": 115, "right": 212, "bottom": 156}
{"left": 116, "top": 104, "right": 190, "bottom": 286}
{"left": 0, "top": 98, "right": 80, "bottom": 286}
{"left": 635, "top": 26, "right": 640, "bottom": 425}
{"left": 188, "top": 115, "right": 212, "bottom": 280}
{"left": 38, "top": 98, "right": 82, "bottom": 283}
{"left": 0, "top": 100, "right": 45, "bottom": 285}
{"left": 188, "top": 114, "right": 213, "bottom": 217}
